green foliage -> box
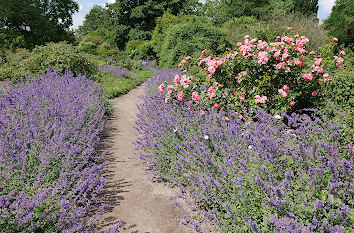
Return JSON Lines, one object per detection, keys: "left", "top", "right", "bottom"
{"left": 223, "top": 13, "right": 328, "bottom": 51}
{"left": 94, "top": 71, "right": 136, "bottom": 98}
{"left": 76, "top": 5, "right": 109, "bottom": 38}
{"left": 159, "top": 17, "right": 229, "bottom": 68}
{"left": 0, "top": 29, "right": 25, "bottom": 54}
{"left": 202, "top": 0, "right": 318, "bottom": 25}
{"left": 94, "top": 69, "right": 153, "bottom": 99}
{"left": 324, "top": 0, "right": 354, "bottom": 47}
{"left": 202, "top": 0, "right": 272, "bottom": 25}
{"left": 151, "top": 10, "right": 194, "bottom": 58}
{"left": 0, "top": 42, "right": 96, "bottom": 81}
{"left": 78, "top": 36, "right": 105, "bottom": 54}
{"left": 106, "top": 0, "right": 199, "bottom": 49}
{"left": 320, "top": 49, "right": 354, "bottom": 141}
{"left": 0, "top": 0, "right": 78, "bottom": 48}
{"left": 126, "top": 40, "right": 155, "bottom": 60}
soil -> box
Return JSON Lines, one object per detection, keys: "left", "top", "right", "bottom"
{"left": 97, "top": 84, "right": 192, "bottom": 233}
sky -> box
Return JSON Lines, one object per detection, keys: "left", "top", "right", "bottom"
{"left": 72, "top": 0, "right": 336, "bottom": 29}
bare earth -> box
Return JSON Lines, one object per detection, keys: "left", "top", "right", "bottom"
{"left": 97, "top": 84, "right": 192, "bottom": 233}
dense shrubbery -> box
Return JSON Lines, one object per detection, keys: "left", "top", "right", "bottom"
{"left": 137, "top": 77, "right": 353, "bottom": 232}
{"left": 158, "top": 34, "right": 345, "bottom": 114}
{"left": 0, "top": 70, "right": 106, "bottom": 232}
{"left": 0, "top": 42, "right": 97, "bottom": 81}
{"left": 158, "top": 16, "right": 229, "bottom": 68}
{"left": 223, "top": 14, "right": 328, "bottom": 52}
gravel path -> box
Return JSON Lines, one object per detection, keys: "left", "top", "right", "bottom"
{"left": 97, "top": 84, "right": 192, "bottom": 233}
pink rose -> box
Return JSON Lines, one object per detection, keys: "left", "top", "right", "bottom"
{"left": 302, "top": 73, "right": 313, "bottom": 81}
{"left": 294, "top": 58, "right": 303, "bottom": 66}
{"left": 255, "top": 95, "right": 267, "bottom": 103}
{"left": 167, "top": 85, "right": 174, "bottom": 94}
{"left": 158, "top": 84, "right": 165, "bottom": 93}
{"left": 309, "top": 51, "right": 316, "bottom": 55}
{"left": 200, "top": 110, "right": 205, "bottom": 115}
{"left": 174, "top": 74, "right": 180, "bottom": 85}
{"left": 312, "top": 91, "right": 317, "bottom": 97}
{"left": 314, "top": 58, "right": 322, "bottom": 66}
{"left": 331, "top": 38, "right": 338, "bottom": 43}
{"left": 177, "top": 91, "right": 184, "bottom": 101}
{"left": 290, "top": 101, "right": 295, "bottom": 106}
{"left": 240, "top": 96, "right": 245, "bottom": 101}
{"left": 214, "top": 103, "right": 220, "bottom": 109}
{"left": 244, "top": 35, "right": 250, "bottom": 39}
{"left": 339, "top": 50, "right": 346, "bottom": 56}
{"left": 287, "top": 27, "right": 292, "bottom": 31}
{"left": 191, "top": 92, "right": 200, "bottom": 101}
{"left": 213, "top": 81, "right": 219, "bottom": 87}
{"left": 278, "top": 89, "right": 287, "bottom": 98}
{"left": 237, "top": 42, "right": 242, "bottom": 47}
{"left": 282, "top": 85, "right": 290, "bottom": 93}
{"left": 242, "top": 71, "right": 247, "bottom": 76}
{"left": 323, "top": 73, "right": 329, "bottom": 79}
{"left": 208, "top": 66, "right": 216, "bottom": 74}
{"left": 164, "top": 97, "right": 169, "bottom": 103}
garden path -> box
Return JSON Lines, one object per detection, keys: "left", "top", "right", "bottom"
{"left": 97, "top": 84, "right": 191, "bottom": 233}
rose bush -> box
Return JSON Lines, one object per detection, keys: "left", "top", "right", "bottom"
{"left": 158, "top": 32, "right": 346, "bottom": 114}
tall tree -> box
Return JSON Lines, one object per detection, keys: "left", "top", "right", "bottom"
{"left": 76, "top": 5, "right": 109, "bottom": 38}
{"left": 292, "top": 0, "right": 318, "bottom": 16}
{"left": 0, "top": 0, "right": 79, "bottom": 48}
{"left": 202, "top": 0, "right": 319, "bottom": 25}
{"left": 325, "top": 0, "right": 354, "bottom": 46}
{"left": 202, "top": 0, "right": 272, "bottom": 25}
{"left": 107, "top": 0, "right": 200, "bottom": 46}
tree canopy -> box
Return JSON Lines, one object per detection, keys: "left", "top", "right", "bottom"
{"left": 325, "top": 0, "right": 354, "bottom": 46}
{"left": 202, "top": 0, "right": 319, "bottom": 25}
{"left": 0, "top": 0, "right": 79, "bottom": 48}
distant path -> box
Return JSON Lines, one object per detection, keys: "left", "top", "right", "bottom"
{"left": 97, "top": 84, "right": 191, "bottom": 233}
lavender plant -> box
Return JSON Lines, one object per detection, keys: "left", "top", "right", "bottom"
{"left": 0, "top": 70, "right": 106, "bottom": 232}
{"left": 145, "top": 68, "right": 181, "bottom": 95}
{"left": 98, "top": 64, "right": 132, "bottom": 78}
{"left": 136, "top": 77, "right": 353, "bottom": 232}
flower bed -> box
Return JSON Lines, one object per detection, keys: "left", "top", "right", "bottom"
{"left": 158, "top": 34, "right": 345, "bottom": 115}
{"left": 0, "top": 70, "right": 106, "bottom": 232}
{"left": 136, "top": 75, "right": 353, "bottom": 232}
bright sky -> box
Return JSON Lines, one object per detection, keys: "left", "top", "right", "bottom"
{"left": 72, "top": 0, "right": 336, "bottom": 29}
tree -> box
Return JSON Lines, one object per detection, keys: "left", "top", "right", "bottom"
{"left": 0, "top": 0, "right": 79, "bottom": 48}
{"left": 76, "top": 5, "right": 109, "bottom": 38}
{"left": 202, "top": 0, "right": 319, "bottom": 25}
{"left": 202, "top": 0, "right": 272, "bottom": 25}
{"left": 325, "top": 0, "right": 354, "bottom": 46}
{"left": 107, "top": 0, "right": 200, "bottom": 48}
{"left": 292, "top": 0, "right": 318, "bottom": 16}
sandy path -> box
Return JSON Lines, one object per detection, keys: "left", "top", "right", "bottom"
{"left": 97, "top": 84, "right": 191, "bottom": 233}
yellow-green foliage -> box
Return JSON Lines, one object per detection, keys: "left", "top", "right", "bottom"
{"left": 0, "top": 42, "right": 97, "bottom": 81}
{"left": 223, "top": 14, "right": 328, "bottom": 51}
{"left": 151, "top": 10, "right": 194, "bottom": 58}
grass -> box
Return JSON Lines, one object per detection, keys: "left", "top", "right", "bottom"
{"left": 93, "top": 69, "right": 154, "bottom": 99}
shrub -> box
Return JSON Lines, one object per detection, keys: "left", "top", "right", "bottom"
{"left": 0, "top": 42, "right": 97, "bottom": 81}
{"left": 77, "top": 35, "right": 105, "bottom": 54}
{"left": 0, "top": 70, "right": 106, "bottom": 232}
{"left": 224, "top": 14, "right": 328, "bottom": 52}
{"left": 151, "top": 11, "right": 194, "bottom": 58}
{"left": 158, "top": 16, "right": 229, "bottom": 68}
{"left": 136, "top": 83, "right": 353, "bottom": 232}
{"left": 158, "top": 34, "right": 346, "bottom": 114}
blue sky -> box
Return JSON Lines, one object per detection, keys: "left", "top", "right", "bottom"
{"left": 72, "top": 0, "right": 336, "bottom": 29}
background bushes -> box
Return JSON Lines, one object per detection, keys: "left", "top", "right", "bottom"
{"left": 158, "top": 16, "right": 229, "bottom": 68}
{"left": 0, "top": 42, "right": 97, "bottom": 81}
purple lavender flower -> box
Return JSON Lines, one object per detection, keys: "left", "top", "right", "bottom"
{"left": 98, "top": 64, "right": 132, "bottom": 78}
{"left": 0, "top": 70, "right": 106, "bottom": 232}
{"left": 135, "top": 87, "right": 353, "bottom": 232}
